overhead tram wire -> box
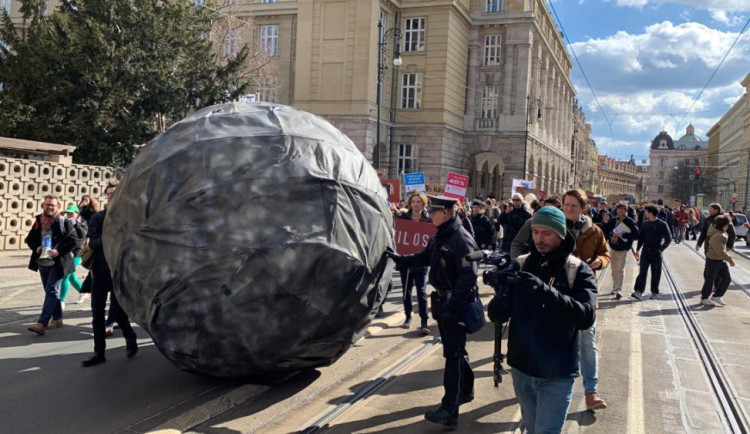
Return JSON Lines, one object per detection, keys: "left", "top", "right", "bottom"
{"left": 676, "top": 15, "right": 750, "bottom": 132}
{"left": 547, "top": 0, "right": 620, "bottom": 158}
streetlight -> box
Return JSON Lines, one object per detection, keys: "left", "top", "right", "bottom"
{"left": 523, "top": 97, "right": 543, "bottom": 182}
{"left": 375, "top": 20, "right": 402, "bottom": 172}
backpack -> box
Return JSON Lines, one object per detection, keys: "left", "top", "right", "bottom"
{"left": 515, "top": 253, "right": 582, "bottom": 289}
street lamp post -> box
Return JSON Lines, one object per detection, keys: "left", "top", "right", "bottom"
{"left": 523, "top": 96, "right": 543, "bottom": 181}
{"left": 375, "top": 20, "right": 402, "bottom": 172}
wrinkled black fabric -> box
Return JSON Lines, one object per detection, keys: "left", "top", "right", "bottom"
{"left": 103, "top": 102, "right": 394, "bottom": 377}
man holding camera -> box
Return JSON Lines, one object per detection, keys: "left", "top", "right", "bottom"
{"left": 489, "top": 206, "right": 597, "bottom": 434}
{"left": 386, "top": 195, "right": 479, "bottom": 428}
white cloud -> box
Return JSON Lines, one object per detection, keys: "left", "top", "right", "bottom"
{"left": 709, "top": 10, "right": 747, "bottom": 26}
{"left": 611, "top": 0, "right": 750, "bottom": 12}
{"left": 569, "top": 21, "right": 749, "bottom": 93}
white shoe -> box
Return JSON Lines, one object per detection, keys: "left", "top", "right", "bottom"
{"left": 701, "top": 299, "right": 716, "bottom": 306}
{"left": 710, "top": 296, "right": 726, "bottom": 306}
{"left": 76, "top": 294, "right": 90, "bottom": 304}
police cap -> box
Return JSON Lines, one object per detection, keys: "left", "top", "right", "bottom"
{"left": 426, "top": 195, "right": 458, "bottom": 213}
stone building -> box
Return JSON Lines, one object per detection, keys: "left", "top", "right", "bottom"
{"left": 596, "top": 155, "right": 637, "bottom": 199}
{"left": 5, "top": 0, "right": 581, "bottom": 199}
{"left": 571, "top": 106, "right": 597, "bottom": 193}
{"left": 224, "top": 0, "right": 578, "bottom": 198}
{"left": 706, "top": 72, "right": 750, "bottom": 211}
{"left": 647, "top": 126, "right": 708, "bottom": 203}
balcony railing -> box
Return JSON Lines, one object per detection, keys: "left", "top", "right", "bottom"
{"left": 474, "top": 118, "right": 498, "bottom": 131}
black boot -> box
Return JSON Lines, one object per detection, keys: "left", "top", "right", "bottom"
{"left": 425, "top": 406, "right": 457, "bottom": 427}
{"left": 126, "top": 339, "right": 138, "bottom": 358}
{"left": 81, "top": 353, "right": 106, "bottom": 367}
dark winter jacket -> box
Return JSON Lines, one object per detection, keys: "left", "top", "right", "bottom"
{"left": 25, "top": 214, "right": 79, "bottom": 275}
{"left": 399, "top": 215, "right": 479, "bottom": 316}
{"left": 488, "top": 230, "right": 597, "bottom": 379}
{"left": 87, "top": 210, "right": 111, "bottom": 272}
{"left": 499, "top": 206, "right": 532, "bottom": 251}
{"left": 636, "top": 218, "right": 672, "bottom": 253}
{"left": 469, "top": 213, "right": 494, "bottom": 248}
{"left": 603, "top": 216, "right": 639, "bottom": 251}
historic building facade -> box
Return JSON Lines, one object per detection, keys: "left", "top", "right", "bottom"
{"left": 596, "top": 155, "right": 637, "bottom": 198}
{"left": 226, "top": 0, "right": 578, "bottom": 198}
{"left": 647, "top": 126, "right": 708, "bottom": 203}
{"left": 706, "top": 72, "right": 750, "bottom": 211}
{"left": 571, "top": 106, "right": 597, "bottom": 193}
{"left": 6, "top": 0, "right": 581, "bottom": 198}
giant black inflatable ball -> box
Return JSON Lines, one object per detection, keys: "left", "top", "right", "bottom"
{"left": 103, "top": 102, "right": 395, "bottom": 377}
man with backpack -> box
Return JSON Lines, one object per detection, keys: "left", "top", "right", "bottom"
{"left": 25, "top": 195, "right": 79, "bottom": 335}
{"left": 488, "top": 206, "right": 597, "bottom": 434}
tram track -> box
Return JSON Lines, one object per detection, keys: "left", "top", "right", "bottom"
{"left": 685, "top": 243, "right": 750, "bottom": 299}
{"left": 299, "top": 264, "right": 609, "bottom": 433}
{"left": 662, "top": 260, "right": 750, "bottom": 433}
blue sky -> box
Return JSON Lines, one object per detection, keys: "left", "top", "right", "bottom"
{"left": 550, "top": 0, "right": 750, "bottom": 163}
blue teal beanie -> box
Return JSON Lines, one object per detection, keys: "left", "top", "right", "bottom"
{"left": 531, "top": 206, "right": 567, "bottom": 239}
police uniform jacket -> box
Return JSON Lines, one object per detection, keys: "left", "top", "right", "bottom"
{"left": 489, "top": 230, "right": 597, "bottom": 379}
{"left": 398, "top": 214, "right": 479, "bottom": 317}
{"left": 25, "top": 214, "right": 79, "bottom": 275}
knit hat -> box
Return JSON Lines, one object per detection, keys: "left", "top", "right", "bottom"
{"left": 512, "top": 192, "right": 524, "bottom": 201}
{"left": 531, "top": 206, "right": 567, "bottom": 239}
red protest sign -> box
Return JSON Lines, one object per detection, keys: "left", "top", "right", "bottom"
{"left": 381, "top": 179, "right": 400, "bottom": 203}
{"left": 394, "top": 219, "right": 437, "bottom": 255}
{"left": 444, "top": 172, "right": 469, "bottom": 199}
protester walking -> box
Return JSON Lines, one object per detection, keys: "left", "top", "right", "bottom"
{"left": 632, "top": 204, "right": 672, "bottom": 300}
{"left": 699, "top": 214, "right": 734, "bottom": 307}
{"left": 24, "top": 195, "right": 79, "bottom": 335}
{"left": 499, "top": 193, "right": 531, "bottom": 253}
{"left": 562, "top": 188, "right": 610, "bottom": 411}
{"left": 59, "top": 204, "right": 87, "bottom": 306}
{"left": 82, "top": 181, "right": 139, "bottom": 367}
{"left": 603, "top": 201, "right": 639, "bottom": 300}
{"left": 396, "top": 192, "right": 431, "bottom": 335}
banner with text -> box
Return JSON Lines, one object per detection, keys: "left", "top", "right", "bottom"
{"left": 426, "top": 183, "right": 445, "bottom": 195}
{"left": 381, "top": 179, "right": 401, "bottom": 203}
{"left": 394, "top": 219, "right": 437, "bottom": 255}
{"left": 512, "top": 179, "right": 535, "bottom": 192}
{"left": 404, "top": 172, "right": 426, "bottom": 195}
{"left": 444, "top": 172, "right": 469, "bottom": 199}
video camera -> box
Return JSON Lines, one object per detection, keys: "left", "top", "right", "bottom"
{"left": 481, "top": 252, "right": 521, "bottom": 296}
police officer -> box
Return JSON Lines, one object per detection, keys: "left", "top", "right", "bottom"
{"left": 386, "top": 195, "right": 479, "bottom": 427}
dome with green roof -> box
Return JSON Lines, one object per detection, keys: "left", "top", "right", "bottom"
{"left": 678, "top": 124, "right": 701, "bottom": 142}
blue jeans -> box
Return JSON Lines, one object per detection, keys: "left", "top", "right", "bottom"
{"left": 511, "top": 369, "right": 574, "bottom": 434}
{"left": 38, "top": 265, "right": 63, "bottom": 325}
{"left": 580, "top": 322, "right": 598, "bottom": 393}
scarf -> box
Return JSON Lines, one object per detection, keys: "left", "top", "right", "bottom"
{"left": 40, "top": 214, "right": 55, "bottom": 230}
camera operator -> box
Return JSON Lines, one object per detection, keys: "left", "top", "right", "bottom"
{"left": 488, "top": 206, "right": 597, "bottom": 434}
{"left": 385, "top": 195, "right": 479, "bottom": 428}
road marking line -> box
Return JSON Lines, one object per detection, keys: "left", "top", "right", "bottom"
{"left": 628, "top": 309, "right": 645, "bottom": 434}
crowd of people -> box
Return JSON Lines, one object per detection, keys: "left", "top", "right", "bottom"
{"left": 23, "top": 180, "right": 739, "bottom": 431}
{"left": 386, "top": 188, "right": 738, "bottom": 431}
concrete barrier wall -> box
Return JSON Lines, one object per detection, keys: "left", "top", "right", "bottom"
{"left": 0, "top": 156, "right": 119, "bottom": 251}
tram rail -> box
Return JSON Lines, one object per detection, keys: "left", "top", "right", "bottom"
{"left": 662, "top": 260, "right": 750, "bottom": 433}
{"left": 687, "top": 244, "right": 750, "bottom": 299}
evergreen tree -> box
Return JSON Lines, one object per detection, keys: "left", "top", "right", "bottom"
{"left": 0, "top": 0, "right": 254, "bottom": 165}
